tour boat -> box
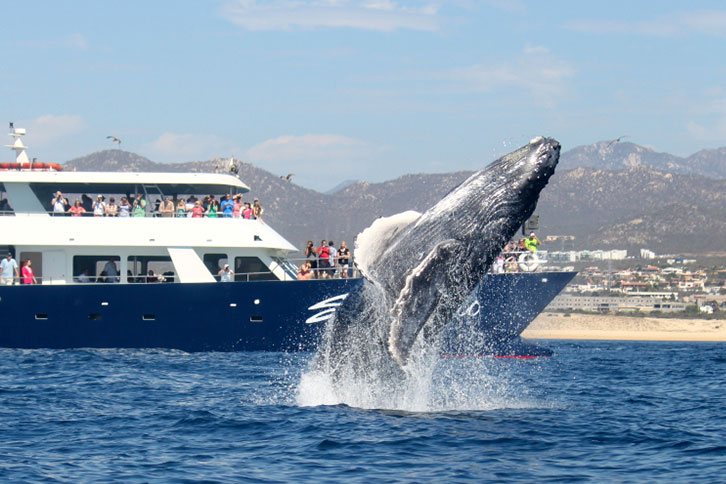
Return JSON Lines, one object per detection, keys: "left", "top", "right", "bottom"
{"left": 0, "top": 125, "right": 574, "bottom": 355}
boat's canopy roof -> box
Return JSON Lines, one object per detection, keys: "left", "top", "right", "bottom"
{"left": 0, "top": 171, "right": 249, "bottom": 197}
{"left": 3, "top": 217, "right": 297, "bottom": 253}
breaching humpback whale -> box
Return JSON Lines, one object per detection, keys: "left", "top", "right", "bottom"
{"left": 320, "top": 137, "right": 561, "bottom": 374}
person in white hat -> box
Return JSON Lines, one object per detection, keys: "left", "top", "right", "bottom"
{"left": 93, "top": 195, "right": 106, "bottom": 217}
{"left": 218, "top": 263, "right": 234, "bottom": 282}
{"left": 524, "top": 232, "right": 541, "bottom": 252}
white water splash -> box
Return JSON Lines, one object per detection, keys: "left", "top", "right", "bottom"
{"left": 294, "top": 139, "right": 559, "bottom": 412}
{"left": 296, "top": 343, "right": 543, "bottom": 412}
{"left": 295, "top": 303, "right": 545, "bottom": 412}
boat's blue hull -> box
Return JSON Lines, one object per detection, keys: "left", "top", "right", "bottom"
{"left": 0, "top": 272, "right": 574, "bottom": 353}
{"left": 0, "top": 279, "right": 363, "bottom": 352}
{"left": 440, "top": 271, "right": 576, "bottom": 357}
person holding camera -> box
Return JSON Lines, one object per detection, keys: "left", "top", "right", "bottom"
{"left": 51, "top": 191, "right": 68, "bottom": 216}
{"left": 93, "top": 195, "right": 106, "bottom": 217}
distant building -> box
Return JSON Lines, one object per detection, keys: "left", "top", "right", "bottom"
{"left": 548, "top": 295, "right": 687, "bottom": 313}
{"left": 548, "top": 249, "right": 628, "bottom": 262}
{"left": 640, "top": 249, "right": 656, "bottom": 259}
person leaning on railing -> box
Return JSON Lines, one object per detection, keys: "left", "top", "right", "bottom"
{"left": 160, "top": 197, "right": 175, "bottom": 217}
{"left": 106, "top": 197, "right": 118, "bottom": 217}
{"left": 297, "top": 262, "right": 313, "bottom": 280}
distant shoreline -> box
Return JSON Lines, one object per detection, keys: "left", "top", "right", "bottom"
{"left": 522, "top": 312, "right": 726, "bottom": 342}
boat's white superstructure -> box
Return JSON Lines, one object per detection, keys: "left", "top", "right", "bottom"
{"left": 0, "top": 125, "right": 297, "bottom": 285}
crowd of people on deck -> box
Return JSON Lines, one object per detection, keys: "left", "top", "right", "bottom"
{"left": 50, "top": 191, "right": 264, "bottom": 219}
{"left": 492, "top": 232, "right": 542, "bottom": 273}
{"left": 297, "top": 239, "right": 352, "bottom": 280}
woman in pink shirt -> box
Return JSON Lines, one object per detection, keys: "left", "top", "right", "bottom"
{"left": 191, "top": 201, "right": 205, "bottom": 218}
{"left": 21, "top": 259, "right": 38, "bottom": 284}
{"left": 242, "top": 202, "right": 253, "bottom": 219}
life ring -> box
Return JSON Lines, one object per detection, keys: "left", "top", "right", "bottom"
{"left": 518, "top": 252, "right": 539, "bottom": 272}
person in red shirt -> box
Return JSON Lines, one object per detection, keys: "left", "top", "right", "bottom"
{"left": 317, "top": 240, "right": 331, "bottom": 278}
{"left": 191, "top": 201, "right": 204, "bottom": 218}
{"left": 69, "top": 200, "right": 86, "bottom": 216}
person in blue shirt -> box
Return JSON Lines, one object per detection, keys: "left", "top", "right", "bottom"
{"left": 220, "top": 194, "right": 235, "bottom": 218}
{"left": 1, "top": 252, "right": 19, "bottom": 285}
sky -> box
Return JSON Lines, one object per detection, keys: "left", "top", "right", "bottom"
{"left": 2, "top": 1, "right": 726, "bottom": 192}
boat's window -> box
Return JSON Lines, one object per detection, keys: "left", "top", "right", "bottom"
{"left": 73, "top": 255, "right": 121, "bottom": 283}
{"left": 203, "top": 253, "right": 228, "bottom": 281}
{"left": 19, "top": 252, "right": 43, "bottom": 282}
{"left": 127, "top": 255, "right": 175, "bottom": 283}
{"left": 234, "top": 257, "right": 276, "bottom": 282}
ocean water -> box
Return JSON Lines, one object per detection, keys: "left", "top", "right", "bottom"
{"left": 0, "top": 341, "right": 724, "bottom": 483}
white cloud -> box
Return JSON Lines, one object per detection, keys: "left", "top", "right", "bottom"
{"left": 686, "top": 118, "right": 726, "bottom": 141}
{"left": 245, "top": 134, "right": 372, "bottom": 191}
{"left": 219, "top": 0, "right": 440, "bottom": 31}
{"left": 246, "top": 134, "right": 365, "bottom": 162}
{"left": 21, "top": 114, "right": 86, "bottom": 146}
{"left": 144, "top": 132, "right": 239, "bottom": 160}
{"left": 442, "top": 44, "right": 575, "bottom": 106}
{"left": 565, "top": 10, "right": 726, "bottom": 37}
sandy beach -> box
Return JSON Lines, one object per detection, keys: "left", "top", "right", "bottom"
{"left": 522, "top": 312, "right": 726, "bottom": 342}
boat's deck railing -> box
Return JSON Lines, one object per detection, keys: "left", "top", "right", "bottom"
{"left": 493, "top": 250, "right": 549, "bottom": 273}
{"left": 0, "top": 210, "right": 264, "bottom": 219}
{"left": 2, "top": 256, "right": 360, "bottom": 285}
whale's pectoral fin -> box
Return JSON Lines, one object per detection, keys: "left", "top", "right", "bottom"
{"left": 388, "top": 239, "right": 467, "bottom": 365}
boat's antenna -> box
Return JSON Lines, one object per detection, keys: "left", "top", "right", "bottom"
{"left": 5, "top": 122, "right": 30, "bottom": 165}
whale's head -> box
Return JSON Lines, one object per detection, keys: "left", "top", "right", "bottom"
{"left": 489, "top": 136, "right": 560, "bottom": 208}
{"left": 455, "top": 136, "right": 560, "bottom": 252}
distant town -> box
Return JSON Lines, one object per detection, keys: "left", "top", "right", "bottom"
{"left": 541, "top": 235, "right": 726, "bottom": 317}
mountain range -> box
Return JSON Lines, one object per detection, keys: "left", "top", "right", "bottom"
{"left": 559, "top": 141, "right": 726, "bottom": 178}
{"left": 62, "top": 141, "right": 726, "bottom": 254}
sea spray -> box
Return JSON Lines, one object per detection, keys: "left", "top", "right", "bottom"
{"left": 295, "top": 279, "right": 515, "bottom": 411}
{"left": 296, "top": 325, "right": 543, "bottom": 411}
{"left": 296, "top": 138, "right": 562, "bottom": 411}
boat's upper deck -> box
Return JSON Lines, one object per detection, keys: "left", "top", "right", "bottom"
{"left": 0, "top": 171, "right": 249, "bottom": 203}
